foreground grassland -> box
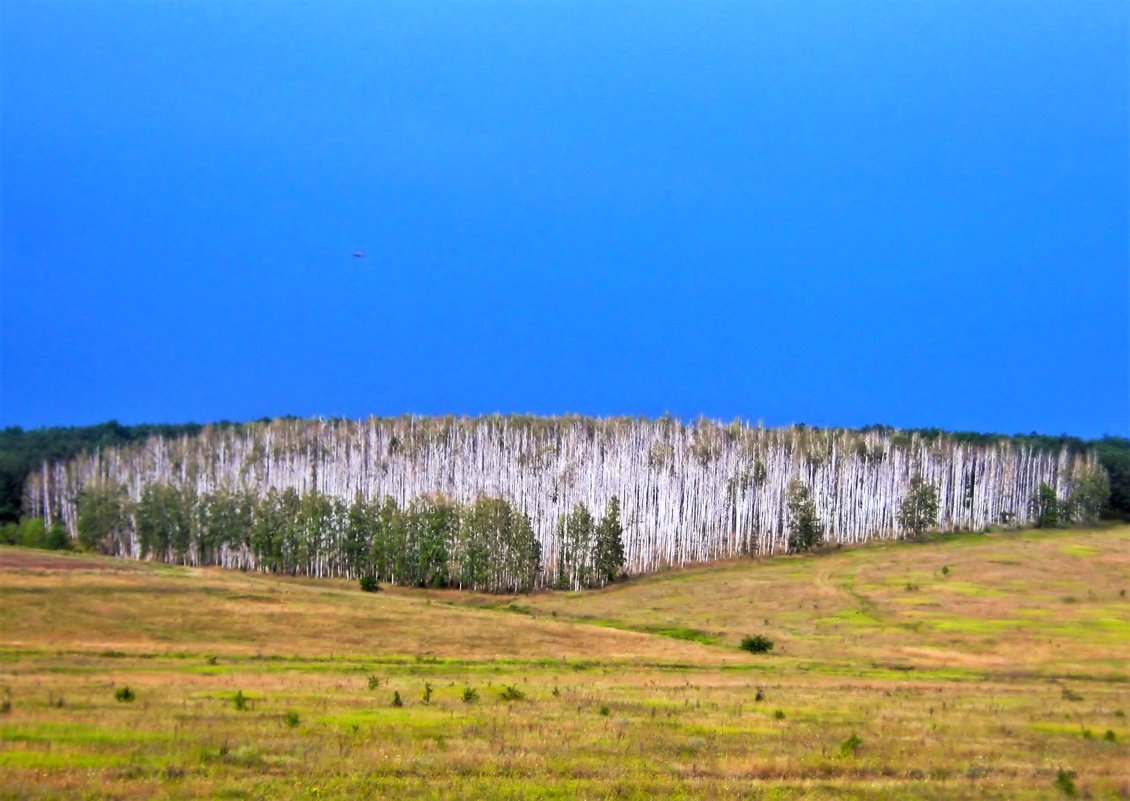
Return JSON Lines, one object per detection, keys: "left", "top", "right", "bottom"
{"left": 1, "top": 526, "right": 1128, "bottom": 800}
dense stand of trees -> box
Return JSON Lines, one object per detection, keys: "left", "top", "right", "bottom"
{"left": 1029, "top": 467, "right": 1110, "bottom": 531}
{"left": 64, "top": 484, "right": 622, "bottom": 593}
{"left": 1093, "top": 437, "right": 1130, "bottom": 520}
{"left": 0, "top": 420, "right": 249, "bottom": 522}
{"left": 554, "top": 498, "right": 626, "bottom": 590}
{"left": 4, "top": 416, "right": 1124, "bottom": 592}
{"left": 6, "top": 420, "right": 1128, "bottom": 527}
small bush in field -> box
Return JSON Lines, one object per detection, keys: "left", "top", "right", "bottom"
{"left": 462, "top": 687, "right": 479, "bottom": 703}
{"left": 840, "top": 732, "right": 863, "bottom": 757}
{"left": 740, "top": 635, "right": 774, "bottom": 654}
{"left": 115, "top": 686, "right": 135, "bottom": 703}
{"left": 359, "top": 574, "right": 380, "bottom": 592}
{"left": 1054, "top": 768, "right": 1077, "bottom": 797}
{"left": 498, "top": 685, "right": 525, "bottom": 702}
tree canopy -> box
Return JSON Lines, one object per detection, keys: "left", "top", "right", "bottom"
{"left": 898, "top": 476, "right": 940, "bottom": 539}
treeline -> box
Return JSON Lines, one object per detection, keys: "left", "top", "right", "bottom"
{"left": 859, "top": 424, "right": 1096, "bottom": 454}
{"left": 0, "top": 420, "right": 249, "bottom": 522}
{"left": 866, "top": 426, "right": 1128, "bottom": 519}
{"left": 1029, "top": 474, "right": 1111, "bottom": 530}
{"left": 1093, "top": 437, "right": 1130, "bottom": 520}
{"left": 6, "top": 419, "right": 1129, "bottom": 525}
{"left": 55, "top": 483, "right": 624, "bottom": 593}
{"left": 777, "top": 469, "right": 1108, "bottom": 556}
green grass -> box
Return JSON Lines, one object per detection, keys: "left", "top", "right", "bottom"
{"left": 1, "top": 525, "right": 1128, "bottom": 799}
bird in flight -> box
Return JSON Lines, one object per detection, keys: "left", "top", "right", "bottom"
{"left": 352, "top": 251, "right": 366, "bottom": 258}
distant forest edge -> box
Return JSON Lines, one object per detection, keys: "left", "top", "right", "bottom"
{"left": 3, "top": 416, "right": 1127, "bottom": 590}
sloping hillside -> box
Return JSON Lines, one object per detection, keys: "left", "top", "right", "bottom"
{"left": 452, "top": 524, "right": 1129, "bottom": 677}
{"left": 1, "top": 526, "right": 1127, "bottom": 800}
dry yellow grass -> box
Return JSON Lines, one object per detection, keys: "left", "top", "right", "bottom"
{"left": 1, "top": 526, "right": 1128, "bottom": 800}
{"left": 456, "top": 524, "right": 1130, "bottom": 676}
{"left": 0, "top": 550, "right": 717, "bottom": 663}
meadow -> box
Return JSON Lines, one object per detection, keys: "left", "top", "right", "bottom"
{"left": 1, "top": 525, "right": 1127, "bottom": 799}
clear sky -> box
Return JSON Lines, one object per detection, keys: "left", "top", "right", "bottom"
{"left": 2, "top": 1, "right": 1127, "bottom": 437}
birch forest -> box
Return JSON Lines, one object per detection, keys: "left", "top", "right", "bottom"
{"left": 23, "top": 416, "right": 1104, "bottom": 591}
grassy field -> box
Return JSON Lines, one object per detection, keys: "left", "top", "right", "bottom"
{"left": 1, "top": 526, "right": 1127, "bottom": 799}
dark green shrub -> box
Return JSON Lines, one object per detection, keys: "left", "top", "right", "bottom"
{"left": 462, "top": 687, "right": 479, "bottom": 703}
{"left": 498, "top": 685, "right": 525, "bottom": 702}
{"left": 115, "top": 686, "right": 135, "bottom": 703}
{"left": 840, "top": 732, "right": 863, "bottom": 757}
{"left": 367, "top": 675, "right": 382, "bottom": 690}
{"left": 44, "top": 523, "right": 71, "bottom": 550}
{"left": 19, "top": 518, "right": 45, "bottom": 548}
{"left": 233, "top": 691, "right": 249, "bottom": 711}
{"left": 359, "top": 574, "right": 380, "bottom": 592}
{"left": 284, "top": 711, "right": 300, "bottom": 728}
{"left": 422, "top": 683, "right": 433, "bottom": 705}
{"left": 774, "top": 709, "right": 785, "bottom": 720}
{"left": 391, "top": 691, "right": 403, "bottom": 707}
{"left": 740, "top": 635, "right": 774, "bottom": 654}
{"left": 1054, "top": 767, "right": 1077, "bottom": 797}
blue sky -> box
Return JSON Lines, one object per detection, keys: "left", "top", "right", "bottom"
{"left": 2, "top": 1, "right": 1127, "bottom": 437}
